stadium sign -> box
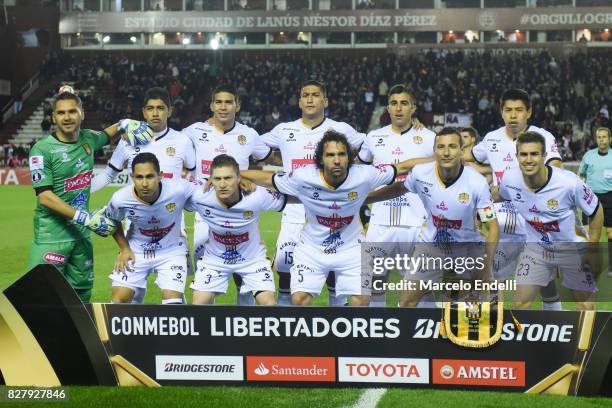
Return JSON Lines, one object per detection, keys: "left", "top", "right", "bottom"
{"left": 59, "top": 7, "right": 612, "bottom": 33}
{"left": 1, "top": 266, "right": 611, "bottom": 396}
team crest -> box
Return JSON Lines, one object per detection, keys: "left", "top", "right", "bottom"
{"left": 166, "top": 146, "right": 176, "bottom": 156}
{"left": 82, "top": 143, "right": 91, "bottom": 155}
{"left": 243, "top": 211, "right": 254, "bottom": 219}
{"left": 166, "top": 203, "right": 177, "bottom": 213}
{"left": 348, "top": 191, "right": 358, "bottom": 201}
{"left": 413, "top": 135, "right": 423, "bottom": 144}
{"left": 457, "top": 192, "right": 470, "bottom": 204}
{"left": 547, "top": 199, "right": 558, "bottom": 210}
{"left": 237, "top": 135, "right": 247, "bottom": 145}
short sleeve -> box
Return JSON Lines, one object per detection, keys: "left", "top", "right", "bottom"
{"left": 339, "top": 122, "right": 365, "bottom": 149}
{"left": 28, "top": 144, "right": 52, "bottom": 189}
{"left": 106, "top": 192, "right": 126, "bottom": 222}
{"left": 251, "top": 130, "right": 272, "bottom": 161}
{"left": 472, "top": 141, "right": 488, "bottom": 164}
{"left": 573, "top": 176, "right": 599, "bottom": 217}
{"left": 181, "top": 135, "right": 196, "bottom": 171}
{"left": 475, "top": 178, "right": 494, "bottom": 209}
{"left": 403, "top": 169, "right": 417, "bottom": 193}
{"left": 260, "top": 124, "right": 281, "bottom": 149}
{"left": 498, "top": 173, "right": 511, "bottom": 201}
{"left": 272, "top": 170, "right": 301, "bottom": 197}
{"left": 369, "top": 164, "right": 396, "bottom": 190}
{"left": 108, "top": 140, "right": 129, "bottom": 171}
{"left": 358, "top": 135, "right": 373, "bottom": 164}
{"left": 257, "top": 187, "right": 287, "bottom": 212}
{"left": 85, "top": 129, "right": 110, "bottom": 150}
{"left": 543, "top": 132, "right": 562, "bottom": 163}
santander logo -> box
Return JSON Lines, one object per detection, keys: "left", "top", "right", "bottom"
{"left": 254, "top": 363, "right": 270, "bottom": 376}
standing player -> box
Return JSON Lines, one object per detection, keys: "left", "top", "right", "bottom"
{"left": 242, "top": 131, "right": 425, "bottom": 306}
{"left": 460, "top": 127, "right": 492, "bottom": 183}
{"left": 182, "top": 85, "right": 271, "bottom": 305}
{"left": 499, "top": 132, "right": 603, "bottom": 310}
{"left": 579, "top": 127, "right": 612, "bottom": 277}
{"left": 27, "top": 91, "right": 152, "bottom": 302}
{"left": 357, "top": 84, "right": 435, "bottom": 307}
{"left": 467, "top": 89, "right": 563, "bottom": 309}
{"left": 367, "top": 127, "right": 500, "bottom": 307}
{"left": 261, "top": 80, "right": 365, "bottom": 306}
{"left": 107, "top": 153, "right": 197, "bottom": 304}
{"left": 187, "top": 155, "right": 286, "bottom": 305}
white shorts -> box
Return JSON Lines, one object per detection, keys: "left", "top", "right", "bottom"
{"left": 193, "top": 212, "right": 210, "bottom": 261}
{"left": 110, "top": 252, "right": 188, "bottom": 293}
{"left": 405, "top": 242, "right": 484, "bottom": 283}
{"left": 190, "top": 258, "right": 275, "bottom": 294}
{"left": 493, "top": 234, "right": 525, "bottom": 280}
{"left": 273, "top": 222, "right": 303, "bottom": 273}
{"left": 290, "top": 245, "right": 370, "bottom": 297}
{"left": 515, "top": 246, "right": 597, "bottom": 292}
{"left": 365, "top": 224, "right": 421, "bottom": 277}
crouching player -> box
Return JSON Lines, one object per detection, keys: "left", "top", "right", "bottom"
{"left": 186, "top": 155, "right": 286, "bottom": 305}
{"left": 106, "top": 153, "right": 198, "bottom": 304}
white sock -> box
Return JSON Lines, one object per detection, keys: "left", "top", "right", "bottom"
{"left": 162, "top": 298, "right": 183, "bottom": 305}
{"left": 277, "top": 290, "right": 292, "bottom": 306}
{"left": 237, "top": 291, "right": 255, "bottom": 306}
{"left": 328, "top": 289, "right": 337, "bottom": 306}
{"left": 335, "top": 294, "right": 348, "bottom": 307}
{"left": 542, "top": 301, "right": 562, "bottom": 311}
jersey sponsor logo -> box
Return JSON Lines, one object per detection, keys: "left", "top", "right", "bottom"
{"left": 155, "top": 355, "right": 243, "bottom": 381}
{"left": 29, "top": 155, "right": 44, "bottom": 170}
{"left": 266, "top": 189, "right": 282, "bottom": 200}
{"left": 348, "top": 191, "right": 358, "bottom": 201}
{"left": 237, "top": 135, "right": 247, "bottom": 145}
{"left": 70, "top": 191, "right": 87, "bottom": 209}
{"left": 527, "top": 219, "right": 560, "bottom": 234}
{"left": 74, "top": 158, "right": 86, "bottom": 168}
{"left": 291, "top": 158, "right": 314, "bottom": 170}
{"left": 212, "top": 231, "right": 249, "bottom": 245}
{"left": 316, "top": 214, "right": 354, "bottom": 230}
{"left": 328, "top": 201, "right": 341, "bottom": 210}
{"left": 529, "top": 204, "right": 540, "bottom": 213}
{"left": 166, "top": 203, "right": 177, "bottom": 213}
{"left": 246, "top": 356, "right": 335, "bottom": 382}
{"left": 392, "top": 147, "right": 404, "bottom": 155}
{"left": 215, "top": 144, "right": 227, "bottom": 153}
{"left": 149, "top": 216, "right": 160, "bottom": 224}
{"left": 243, "top": 211, "right": 254, "bottom": 219}
{"left": 286, "top": 133, "right": 296, "bottom": 141}
{"left": 494, "top": 171, "right": 505, "bottom": 185}
{"left": 198, "top": 132, "right": 209, "bottom": 141}
{"left": 303, "top": 141, "right": 316, "bottom": 150}
{"left": 201, "top": 160, "right": 212, "bottom": 175}
{"left": 64, "top": 170, "right": 93, "bottom": 192}
{"left": 375, "top": 138, "right": 385, "bottom": 147}
{"left": 457, "top": 193, "right": 470, "bottom": 204}
{"left": 166, "top": 146, "right": 176, "bottom": 156}
{"left": 139, "top": 223, "right": 176, "bottom": 240}
{"left": 43, "top": 252, "right": 66, "bottom": 265}
{"left": 432, "top": 214, "right": 462, "bottom": 229}
{"left": 31, "top": 171, "right": 45, "bottom": 183}
{"left": 338, "top": 357, "right": 429, "bottom": 384}
{"left": 60, "top": 152, "right": 71, "bottom": 163}
{"left": 163, "top": 173, "right": 174, "bottom": 179}
{"left": 546, "top": 199, "right": 559, "bottom": 210}
{"left": 82, "top": 143, "right": 91, "bottom": 156}
{"left": 436, "top": 201, "right": 448, "bottom": 211}
{"left": 432, "top": 359, "right": 525, "bottom": 387}
{"left": 581, "top": 185, "right": 594, "bottom": 205}
{"left": 49, "top": 147, "right": 68, "bottom": 154}
{"left": 503, "top": 153, "right": 513, "bottom": 162}
{"left": 413, "top": 135, "right": 423, "bottom": 144}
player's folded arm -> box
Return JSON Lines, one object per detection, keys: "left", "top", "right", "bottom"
{"left": 365, "top": 182, "right": 408, "bottom": 205}
{"left": 240, "top": 170, "right": 275, "bottom": 189}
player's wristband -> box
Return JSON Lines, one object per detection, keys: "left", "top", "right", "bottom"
{"left": 73, "top": 209, "right": 90, "bottom": 225}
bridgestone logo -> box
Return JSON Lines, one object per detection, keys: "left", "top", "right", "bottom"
{"left": 155, "top": 356, "right": 243, "bottom": 381}
{"left": 64, "top": 170, "right": 93, "bottom": 192}
{"left": 163, "top": 363, "right": 235, "bottom": 373}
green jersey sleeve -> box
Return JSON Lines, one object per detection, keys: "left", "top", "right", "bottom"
{"left": 28, "top": 143, "right": 53, "bottom": 189}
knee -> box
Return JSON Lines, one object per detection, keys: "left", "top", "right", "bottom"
{"left": 291, "top": 292, "right": 311, "bottom": 305}
{"left": 350, "top": 295, "right": 370, "bottom": 306}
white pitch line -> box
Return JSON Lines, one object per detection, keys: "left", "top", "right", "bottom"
{"left": 350, "top": 388, "right": 387, "bottom": 408}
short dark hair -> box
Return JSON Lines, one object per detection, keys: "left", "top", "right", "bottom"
{"left": 210, "top": 154, "right": 240, "bottom": 176}
{"left": 387, "top": 84, "right": 415, "bottom": 103}
{"left": 144, "top": 87, "right": 171, "bottom": 108}
{"left": 53, "top": 92, "right": 82, "bottom": 110}
{"left": 516, "top": 131, "right": 546, "bottom": 154}
{"left": 460, "top": 126, "right": 479, "bottom": 140}
{"left": 314, "top": 130, "right": 355, "bottom": 169}
{"left": 435, "top": 127, "right": 463, "bottom": 147}
{"left": 211, "top": 85, "right": 239, "bottom": 104}
{"left": 132, "top": 152, "right": 160, "bottom": 173}
{"left": 300, "top": 80, "right": 327, "bottom": 97}
{"left": 500, "top": 89, "right": 531, "bottom": 110}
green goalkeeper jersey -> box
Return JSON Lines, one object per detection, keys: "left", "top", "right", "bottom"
{"left": 29, "top": 130, "right": 109, "bottom": 243}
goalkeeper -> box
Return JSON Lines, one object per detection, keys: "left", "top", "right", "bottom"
{"left": 27, "top": 90, "right": 153, "bottom": 302}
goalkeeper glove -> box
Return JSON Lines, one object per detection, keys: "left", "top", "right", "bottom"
{"left": 118, "top": 119, "right": 154, "bottom": 146}
{"left": 73, "top": 206, "right": 117, "bottom": 237}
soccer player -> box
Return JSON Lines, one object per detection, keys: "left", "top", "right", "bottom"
{"left": 261, "top": 80, "right": 366, "bottom": 306}
{"left": 357, "top": 84, "right": 435, "bottom": 307}
{"left": 579, "top": 127, "right": 612, "bottom": 277}
{"left": 499, "top": 132, "right": 603, "bottom": 310}
{"left": 107, "top": 153, "right": 197, "bottom": 304}
{"left": 242, "top": 131, "right": 425, "bottom": 306}
{"left": 467, "top": 89, "right": 563, "bottom": 310}
{"left": 367, "top": 127, "right": 500, "bottom": 307}
{"left": 182, "top": 85, "right": 271, "bottom": 305}
{"left": 460, "top": 126, "right": 492, "bottom": 183}
{"left": 27, "top": 91, "right": 152, "bottom": 302}
{"left": 186, "top": 155, "right": 286, "bottom": 305}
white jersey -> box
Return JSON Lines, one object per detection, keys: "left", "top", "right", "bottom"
{"left": 108, "top": 128, "right": 195, "bottom": 180}
{"left": 186, "top": 187, "right": 286, "bottom": 267}
{"left": 272, "top": 164, "right": 396, "bottom": 253}
{"left": 404, "top": 162, "right": 495, "bottom": 243}
{"left": 499, "top": 166, "right": 599, "bottom": 244}
{"left": 183, "top": 120, "right": 271, "bottom": 181}
{"left": 106, "top": 179, "right": 198, "bottom": 256}
{"left": 261, "top": 118, "right": 365, "bottom": 224}
{"left": 358, "top": 125, "right": 435, "bottom": 227}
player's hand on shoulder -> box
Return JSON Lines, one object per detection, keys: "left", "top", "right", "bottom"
{"left": 240, "top": 178, "right": 257, "bottom": 195}
{"left": 114, "top": 248, "right": 135, "bottom": 274}
{"left": 73, "top": 206, "right": 118, "bottom": 237}
{"left": 411, "top": 118, "right": 424, "bottom": 130}
{"left": 118, "top": 119, "right": 154, "bottom": 147}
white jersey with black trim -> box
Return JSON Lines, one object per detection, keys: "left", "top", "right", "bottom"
{"left": 186, "top": 186, "right": 286, "bottom": 267}
{"left": 404, "top": 162, "right": 495, "bottom": 243}
{"left": 183, "top": 120, "right": 271, "bottom": 181}
{"left": 108, "top": 128, "right": 195, "bottom": 180}
{"left": 261, "top": 117, "right": 365, "bottom": 224}
{"left": 272, "top": 164, "right": 395, "bottom": 253}
{"left": 106, "top": 179, "right": 198, "bottom": 256}
{"left": 358, "top": 125, "right": 435, "bottom": 227}
{"left": 499, "top": 166, "right": 599, "bottom": 244}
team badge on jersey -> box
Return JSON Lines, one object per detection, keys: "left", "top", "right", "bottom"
{"left": 413, "top": 135, "right": 423, "bottom": 144}
{"left": 166, "top": 146, "right": 176, "bottom": 156}
{"left": 237, "top": 135, "right": 247, "bottom": 145}
{"left": 546, "top": 199, "right": 559, "bottom": 210}
{"left": 457, "top": 192, "right": 470, "bottom": 204}
{"left": 82, "top": 143, "right": 91, "bottom": 156}
{"left": 348, "top": 191, "right": 358, "bottom": 201}
{"left": 243, "top": 211, "right": 254, "bottom": 219}
{"left": 166, "top": 202, "right": 177, "bottom": 213}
